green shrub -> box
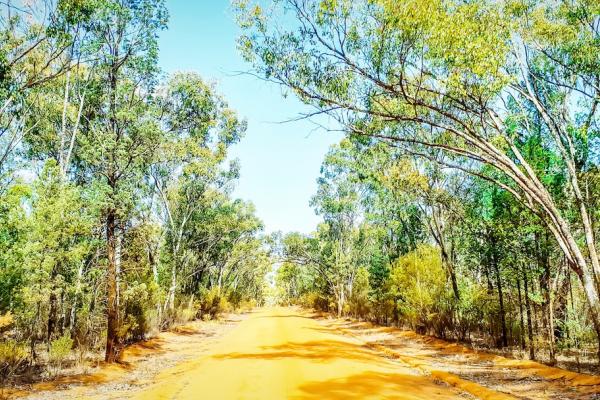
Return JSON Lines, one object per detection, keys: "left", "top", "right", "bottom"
{"left": 454, "top": 278, "right": 494, "bottom": 340}
{"left": 120, "top": 282, "right": 158, "bottom": 342}
{"left": 237, "top": 299, "right": 257, "bottom": 313}
{"left": 49, "top": 334, "right": 73, "bottom": 372}
{"left": 348, "top": 267, "right": 371, "bottom": 319}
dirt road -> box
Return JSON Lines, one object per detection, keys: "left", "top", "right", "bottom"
{"left": 20, "top": 307, "right": 600, "bottom": 400}
{"left": 123, "top": 307, "right": 465, "bottom": 400}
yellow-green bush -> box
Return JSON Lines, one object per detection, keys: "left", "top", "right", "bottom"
{"left": 120, "top": 282, "right": 160, "bottom": 342}
{"left": 389, "top": 244, "right": 448, "bottom": 333}
{"left": 0, "top": 339, "right": 28, "bottom": 383}
{"left": 299, "top": 291, "right": 329, "bottom": 311}
{"left": 199, "top": 287, "right": 231, "bottom": 319}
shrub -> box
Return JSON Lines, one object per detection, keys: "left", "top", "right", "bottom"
{"left": 120, "top": 282, "right": 158, "bottom": 342}
{"left": 49, "top": 334, "right": 73, "bottom": 373}
{"left": 389, "top": 244, "right": 447, "bottom": 333}
{"left": 348, "top": 267, "right": 371, "bottom": 319}
{"left": 299, "top": 291, "right": 329, "bottom": 311}
{"left": 0, "top": 313, "right": 13, "bottom": 333}
{"left": 454, "top": 278, "right": 494, "bottom": 341}
{"left": 237, "top": 299, "right": 257, "bottom": 313}
{"left": 199, "top": 287, "right": 230, "bottom": 319}
{"left": 0, "top": 339, "right": 27, "bottom": 384}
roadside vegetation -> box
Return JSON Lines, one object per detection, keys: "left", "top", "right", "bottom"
{"left": 0, "top": 0, "right": 270, "bottom": 390}
{"left": 236, "top": 0, "right": 600, "bottom": 369}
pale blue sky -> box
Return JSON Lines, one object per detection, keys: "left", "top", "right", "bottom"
{"left": 158, "top": 1, "right": 341, "bottom": 234}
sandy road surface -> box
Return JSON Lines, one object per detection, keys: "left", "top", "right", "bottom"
{"left": 17, "top": 307, "right": 600, "bottom": 400}
{"left": 119, "top": 307, "right": 466, "bottom": 400}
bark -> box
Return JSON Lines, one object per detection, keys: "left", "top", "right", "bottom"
{"left": 47, "top": 291, "right": 57, "bottom": 345}
{"left": 517, "top": 277, "right": 526, "bottom": 351}
{"left": 148, "top": 243, "right": 158, "bottom": 285}
{"left": 105, "top": 210, "right": 119, "bottom": 362}
{"left": 494, "top": 261, "right": 508, "bottom": 348}
{"left": 539, "top": 239, "right": 556, "bottom": 365}
{"left": 69, "top": 263, "right": 85, "bottom": 334}
{"left": 336, "top": 284, "right": 345, "bottom": 318}
{"left": 578, "top": 267, "right": 600, "bottom": 362}
{"left": 115, "top": 227, "right": 122, "bottom": 310}
{"left": 165, "top": 266, "right": 177, "bottom": 312}
{"left": 105, "top": 32, "right": 121, "bottom": 362}
{"left": 523, "top": 266, "right": 536, "bottom": 360}
{"left": 428, "top": 206, "right": 460, "bottom": 300}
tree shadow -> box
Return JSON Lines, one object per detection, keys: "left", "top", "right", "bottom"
{"left": 212, "top": 339, "right": 387, "bottom": 365}
{"left": 121, "top": 337, "right": 168, "bottom": 358}
{"left": 291, "top": 371, "right": 458, "bottom": 400}
{"left": 256, "top": 314, "right": 314, "bottom": 320}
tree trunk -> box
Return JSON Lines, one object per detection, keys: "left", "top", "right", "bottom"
{"left": 115, "top": 227, "right": 122, "bottom": 311}
{"left": 72, "top": 263, "right": 84, "bottom": 328}
{"left": 165, "top": 266, "right": 177, "bottom": 312}
{"left": 489, "top": 234, "right": 507, "bottom": 348}
{"left": 105, "top": 210, "right": 119, "bottom": 363}
{"left": 104, "top": 36, "right": 120, "bottom": 363}
{"left": 429, "top": 206, "right": 460, "bottom": 300}
{"left": 539, "top": 240, "right": 557, "bottom": 365}
{"left": 577, "top": 267, "right": 600, "bottom": 362}
{"left": 517, "top": 277, "right": 526, "bottom": 351}
{"left": 494, "top": 261, "right": 508, "bottom": 348}
{"left": 336, "top": 285, "right": 345, "bottom": 318}
{"left": 47, "top": 290, "right": 57, "bottom": 346}
{"left": 523, "top": 266, "right": 535, "bottom": 360}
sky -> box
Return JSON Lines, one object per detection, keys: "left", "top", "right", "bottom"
{"left": 158, "top": 0, "right": 342, "bottom": 234}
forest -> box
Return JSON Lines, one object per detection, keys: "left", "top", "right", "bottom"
{"left": 0, "top": 0, "right": 270, "bottom": 388}
{"left": 246, "top": 0, "right": 600, "bottom": 369}
{"left": 0, "top": 0, "right": 600, "bottom": 396}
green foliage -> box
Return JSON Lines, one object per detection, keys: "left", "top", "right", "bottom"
{"left": 348, "top": 267, "right": 371, "bottom": 319}
{"left": 119, "top": 282, "right": 159, "bottom": 342}
{"left": 0, "top": 184, "right": 29, "bottom": 312}
{"left": 389, "top": 245, "right": 448, "bottom": 331}
{"left": 0, "top": 0, "right": 270, "bottom": 379}
{"left": 49, "top": 334, "right": 74, "bottom": 371}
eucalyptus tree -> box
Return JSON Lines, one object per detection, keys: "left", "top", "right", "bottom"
{"left": 180, "top": 197, "right": 263, "bottom": 294}
{"left": 327, "top": 138, "right": 465, "bottom": 300}
{"left": 69, "top": 0, "right": 168, "bottom": 362}
{"left": 237, "top": 0, "right": 600, "bottom": 351}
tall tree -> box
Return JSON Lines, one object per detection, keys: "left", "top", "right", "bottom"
{"left": 74, "top": 0, "right": 167, "bottom": 362}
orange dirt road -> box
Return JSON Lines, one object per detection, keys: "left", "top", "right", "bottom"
{"left": 124, "top": 307, "right": 466, "bottom": 399}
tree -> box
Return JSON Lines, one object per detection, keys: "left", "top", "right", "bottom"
{"left": 72, "top": 0, "right": 167, "bottom": 362}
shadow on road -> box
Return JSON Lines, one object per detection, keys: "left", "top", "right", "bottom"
{"left": 211, "top": 339, "right": 387, "bottom": 365}
{"left": 291, "top": 371, "right": 448, "bottom": 400}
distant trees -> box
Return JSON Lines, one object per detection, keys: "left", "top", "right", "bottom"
{"left": 240, "top": 0, "right": 600, "bottom": 362}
